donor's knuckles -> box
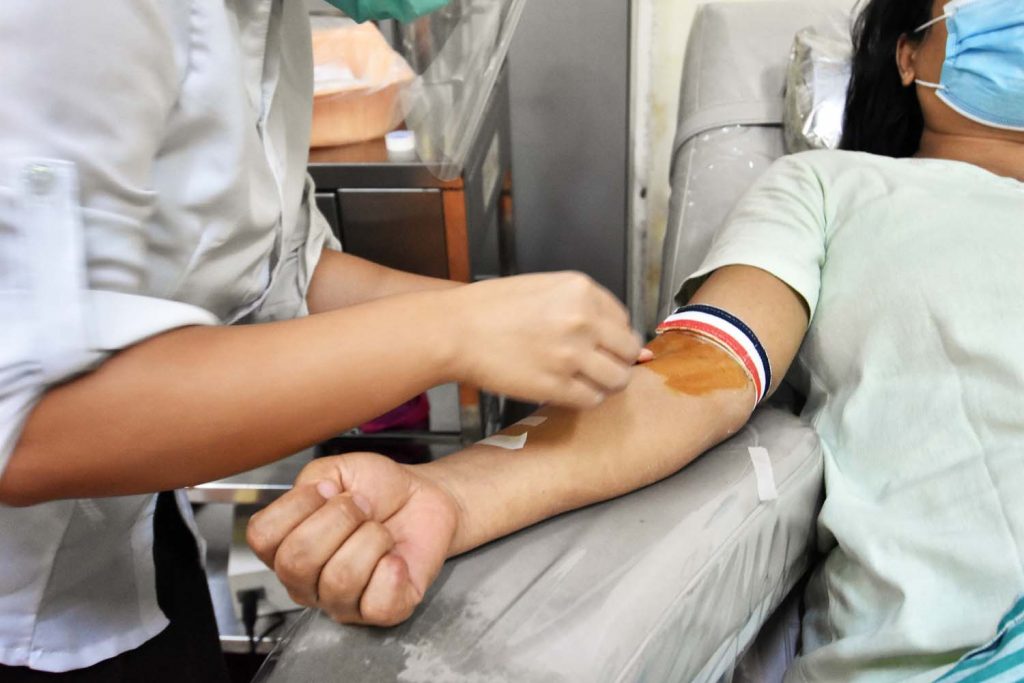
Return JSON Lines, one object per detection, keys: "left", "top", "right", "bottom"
{"left": 361, "top": 600, "right": 416, "bottom": 628}
{"left": 285, "top": 588, "right": 316, "bottom": 609}
{"left": 320, "top": 563, "right": 360, "bottom": 602}
{"left": 324, "top": 604, "right": 359, "bottom": 625}
{"left": 245, "top": 519, "right": 272, "bottom": 560}
{"left": 274, "top": 547, "right": 317, "bottom": 586}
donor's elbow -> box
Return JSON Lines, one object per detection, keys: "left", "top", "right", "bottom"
{"left": 0, "top": 484, "right": 42, "bottom": 508}
{"left": 0, "top": 462, "right": 54, "bottom": 508}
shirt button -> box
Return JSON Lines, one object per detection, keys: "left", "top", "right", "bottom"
{"left": 24, "top": 164, "right": 55, "bottom": 195}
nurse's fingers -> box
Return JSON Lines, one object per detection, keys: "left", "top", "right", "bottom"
{"left": 247, "top": 481, "right": 347, "bottom": 570}
{"left": 359, "top": 553, "right": 422, "bottom": 627}
{"left": 590, "top": 283, "right": 631, "bottom": 326}
{"left": 317, "top": 522, "right": 396, "bottom": 623}
{"left": 595, "top": 320, "right": 645, "bottom": 366}
{"left": 272, "top": 492, "right": 373, "bottom": 606}
{"left": 548, "top": 376, "right": 607, "bottom": 409}
{"left": 576, "top": 348, "right": 632, "bottom": 394}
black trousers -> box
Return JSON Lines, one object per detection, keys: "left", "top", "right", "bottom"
{"left": 1, "top": 493, "right": 230, "bottom": 683}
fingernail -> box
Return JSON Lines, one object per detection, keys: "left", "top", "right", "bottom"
{"left": 638, "top": 349, "right": 655, "bottom": 363}
{"left": 316, "top": 480, "right": 340, "bottom": 499}
{"left": 352, "top": 493, "right": 373, "bottom": 518}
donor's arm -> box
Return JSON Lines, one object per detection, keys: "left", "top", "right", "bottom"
{"left": 247, "top": 265, "right": 809, "bottom": 626}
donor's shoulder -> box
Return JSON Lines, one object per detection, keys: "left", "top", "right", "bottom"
{"left": 780, "top": 148, "right": 898, "bottom": 174}
{"left": 768, "top": 149, "right": 911, "bottom": 191}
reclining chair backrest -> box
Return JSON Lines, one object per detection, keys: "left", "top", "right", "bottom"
{"left": 658, "top": 0, "right": 856, "bottom": 322}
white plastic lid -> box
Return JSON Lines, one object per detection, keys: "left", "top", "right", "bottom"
{"left": 385, "top": 130, "right": 417, "bottom": 154}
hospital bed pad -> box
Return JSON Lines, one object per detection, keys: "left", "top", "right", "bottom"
{"left": 254, "top": 406, "right": 822, "bottom": 683}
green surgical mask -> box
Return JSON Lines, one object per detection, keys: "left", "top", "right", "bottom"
{"left": 324, "top": 0, "right": 451, "bottom": 23}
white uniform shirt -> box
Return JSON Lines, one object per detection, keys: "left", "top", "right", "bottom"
{"left": 0, "top": 0, "right": 337, "bottom": 672}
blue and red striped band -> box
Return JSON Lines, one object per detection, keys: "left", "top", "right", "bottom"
{"left": 655, "top": 304, "right": 772, "bottom": 405}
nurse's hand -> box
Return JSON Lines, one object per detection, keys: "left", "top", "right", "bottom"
{"left": 247, "top": 453, "right": 459, "bottom": 626}
{"left": 446, "top": 272, "right": 648, "bottom": 408}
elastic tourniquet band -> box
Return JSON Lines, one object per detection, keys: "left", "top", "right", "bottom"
{"left": 656, "top": 304, "right": 772, "bottom": 404}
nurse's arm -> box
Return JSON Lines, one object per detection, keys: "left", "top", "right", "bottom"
{"left": 0, "top": 290, "right": 458, "bottom": 507}
{"left": 248, "top": 265, "right": 809, "bottom": 626}
{"left": 305, "top": 248, "right": 461, "bottom": 314}
{"left": 0, "top": 269, "right": 640, "bottom": 507}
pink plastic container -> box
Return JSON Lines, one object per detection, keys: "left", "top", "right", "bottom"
{"left": 311, "top": 22, "right": 415, "bottom": 147}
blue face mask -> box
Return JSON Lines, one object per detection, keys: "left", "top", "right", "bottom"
{"left": 324, "top": 0, "right": 450, "bottom": 24}
{"left": 914, "top": 0, "right": 1024, "bottom": 132}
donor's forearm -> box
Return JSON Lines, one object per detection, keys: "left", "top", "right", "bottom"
{"left": 421, "top": 333, "right": 756, "bottom": 556}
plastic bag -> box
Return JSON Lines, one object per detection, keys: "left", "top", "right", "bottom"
{"left": 396, "top": 0, "right": 525, "bottom": 180}
{"left": 311, "top": 19, "right": 415, "bottom": 147}
{"left": 783, "top": 26, "right": 852, "bottom": 153}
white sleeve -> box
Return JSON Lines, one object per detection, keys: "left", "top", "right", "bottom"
{"left": 679, "top": 154, "right": 829, "bottom": 318}
{"left": 237, "top": 0, "right": 342, "bottom": 324}
{"left": 248, "top": 176, "right": 343, "bottom": 323}
{"left": 0, "top": 2, "right": 217, "bottom": 472}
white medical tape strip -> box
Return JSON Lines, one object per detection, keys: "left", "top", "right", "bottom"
{"left": 516, "top": 416, "right": 548, "bottom": 427}
{"left": 478, "top": 433, "right": 528, "bottom": 450}
{"left": 748, "top": 447, "right": 778, "bottom": 502}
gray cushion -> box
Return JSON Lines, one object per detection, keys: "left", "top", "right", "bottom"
{"left": 256, "top": 408, "right": 822, "bottom": 683}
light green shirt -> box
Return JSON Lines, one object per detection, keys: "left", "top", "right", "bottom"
{"left": 688, "top": 150, "right": 1024, "bottom": 682}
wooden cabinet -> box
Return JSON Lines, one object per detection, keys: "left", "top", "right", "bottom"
{"left": 309, "top": 67, "right": 516, "bottom": 288}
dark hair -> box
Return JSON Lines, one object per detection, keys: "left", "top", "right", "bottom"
{"left": 839, "top": 0, "right": 935, "bottom": 157}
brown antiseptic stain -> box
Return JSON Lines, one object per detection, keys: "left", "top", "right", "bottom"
{"left": 643, "top": 331, "right": 752, "bottom": 397}
{"left": 522, "top": 410, "right": 580, "bottom": 447}
{"left": 482, "top": 332, "right": 751, "bottom": 450}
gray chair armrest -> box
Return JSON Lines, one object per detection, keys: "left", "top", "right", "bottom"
{"left": 256, "top": 407, "right": 823, "bottom": 683}
{"left": 658, "top": 0, "right": 857, "bottom": 324}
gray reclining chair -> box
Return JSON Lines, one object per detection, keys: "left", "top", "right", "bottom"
{"left": 659, "top": 0, "right": 853, "bottom": 322}
{"left": 256, "top": 2, "right": 853, "bottom": 680}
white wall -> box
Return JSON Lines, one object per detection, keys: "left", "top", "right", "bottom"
{"left": 629, "top": 0, "right": 776, "bottom": 331}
